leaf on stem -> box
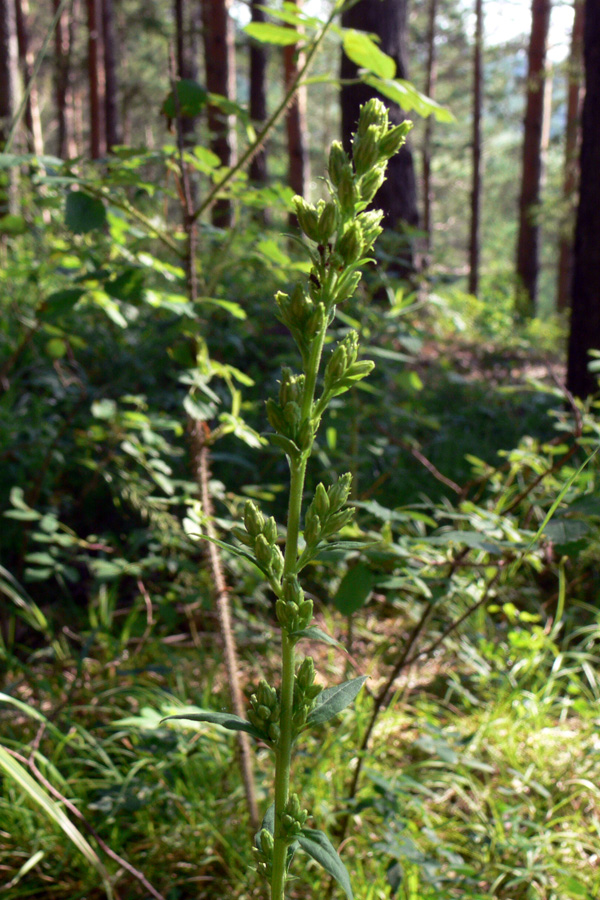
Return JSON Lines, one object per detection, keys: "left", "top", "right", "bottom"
{"left": 297, "top": 828, "right": 354, "bottom": 899}
{"left": 307, "top": 676, "right": 367, "bottom": 726}
{"left": 244, "top": 22, "right": 303, "bottom": 45}
{"left": 290, "top": 626, "right": 344, "bottom": 649}
{"left": 160, "top": 710, "right": 265, "bottom": 741}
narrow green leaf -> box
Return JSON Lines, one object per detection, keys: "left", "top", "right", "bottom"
{"left": 191, "top": 532, "right": 270, "bottom": 577}
{"left": 307, "top": 676, "right": 367, "bottom": 726}
{"left": 244, "top": 22, "right": 302, "bottom": 45}
{"left": 333, "top": 563, "right": 374, "bottom": 615}
{"left": 0, "top": 745, "right": 112, "bottom": 898}
{"left": 160, "top": 710, "right": 265, "bottom": 740}
{"left": 290, "top": 626, "right": 344, "bottom": 649}
{"left": 298, "top": 828, "right": 353, "bottom": 899}
{"left": 343, "top": 29, "right": 395, "bottom": 80}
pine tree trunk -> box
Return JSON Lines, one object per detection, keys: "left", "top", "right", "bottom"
{"left": 566, "top": 0, "right": 600, "bottom": 398}
{"left": 422, "top": 0, "right": 438, "bottom": 263}
{"left": 468, "top": 0, "right": 483, "bottom": 296}
{"left": 202, "top": 0, "right": 237, "bottom": 227}
{"left": 284, "top": 0, "right": 309, "bottom": 207}
{"left": 557, "top": 0, "right": 585, "bottom": 312}
{"left": 15, "top": 0, "right": 44, "bottom": 156}
{"left": 54, "top": 0, "right": 77, "bottom": 158}
{"left": 249, "top": 0, "right": 268, "bottom": 187}
{"left": 102, "top": 0, "right": 121, "bottom": 150}
{"left": 174, "top": 0, "right": 199, "bottom": 143}
{"left": 340, "top": 0, "right": 419, "bottom": 277}
{"left": 0, "top": 0, "right": 20, "bottom": 213}
{"left": 87, "top": 0, "right": 106, "bottom": 158}
{"left": 515, "top": 0, "right": 551, "bottom": 316}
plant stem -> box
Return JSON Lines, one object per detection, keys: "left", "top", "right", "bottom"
{"left": 270, "top": 319, "right": 328, "bottom": 900}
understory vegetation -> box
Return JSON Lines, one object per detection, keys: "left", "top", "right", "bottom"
{"left": 1, "top": 66, "right": 600, "bottom": 900}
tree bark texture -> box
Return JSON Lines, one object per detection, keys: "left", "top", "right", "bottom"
{"left": 87, "top": 0, "right": 106, "bottom": 158}
{"left": 102, "top": 0, "right": 121, "bottom": 150}
{"left": 202, "top": 0, "right": 237, "bottom": 227}
{"left": 341, "top": 0, "right": 419, "bottom": 276}
{"left": 422, "top": 0, "right": 438, "bottom": 262}
{"left": 0, "top": 0, "right": 20, "bottom": 213}
{"left": 468, "top": 0, "right": 483, "bottom": 296}
{"left": 566, "top": 0, "right": 600, "bottom": 398}
{"left": 557, "top": 0, "right": 585, "bottom": 312}
{"left": 174, "top": 0, "right": 199, "bottom": 143}
{"left": 15, "top": 0, "right": 44, "bottom": 155}
{"left": 515, "top": 0, "right": 551, "bottom": 316}
{"left": 249, "top": 0, "right": 269, "bottom": 186}
{"left": 284, "top": 0, "right": 309, "bottom": 206}
{"left": 54, "top": 0, "right": 77, "bottom": 158}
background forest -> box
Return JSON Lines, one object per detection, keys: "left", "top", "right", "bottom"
{"left": 1, "top": 0, "right": 600, "bottom": 898}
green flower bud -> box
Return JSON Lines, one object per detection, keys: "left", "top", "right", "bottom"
{"left": 313, "top": 483, "right": 330, "bottom": 518}
{"left": 283, "top": 575, "right": 303, "bottom": 606}
{"left": 231, "top": 526, "right": 253, "bottom": 547}
{"left": 244, "top": 500, "right": 265, "bottom": 537}
{"left": 325, "top": 343, "right": 348, "bottom": 383}
{"left": 297, "top": 656, "right": 316, "bottom": 690}
{"left": 328, "top": 141, "right": 348, "bottom": 187}
{"left": 357, "top": 210, "right": 384, "bottom": 249}
{"left": 263, "top": 516, "right": 278, "bottom": 545}
{"left": 378, "top": 120, "right": 413, "bottom": 159}
{"left": 328, "top": 472, "right": 352, "bottom": 511}
{"left": 345, "top": 359, "right": 376, "bottom": 381}
{"left": 338, "top": 222, "right": 364, "bottom": 264}
{"left": 271, "top": 546, "right": 285, "bottom": 580}
{"left": 298, "top": 598, "right": 313, "bottom": 627}
{"left": 357, "top": 98, "right": 388, "bottom": 136}
{"left": 359, "top": 166, "right": 386, "bottom": 202}
{"left": 304, "top": 509, "right": 321, "bottom": 547}
{"left": 260, "top": 829, "right": 274, "bottom": 855}
{"left": 255, "top": 533, "right": 273, "bottom": 568}
{"left": 297, "top": 418, "right": 313, "bottom": 451}
{"left": 317, "top": 201, "right": 338, "bottom": 243}
{"left": 335, "top": 270, "right": 362, "bottom": 304}
{"left": 353, "top": 125, "right": 380, "bottom": 177}
{"left": 293, "top": 196, "right": 320, "bottom": 242}
{"left": 283, "top": 401, "right": 301, "bottom": 432}
{"left": 322, "top": 507, "right": 355, "bottom": 537}
{"left": 268, "top": 722, "right": 280, "bottom": 743}
{"left": 337, "top": 163, "right": 358, "bottom": 217}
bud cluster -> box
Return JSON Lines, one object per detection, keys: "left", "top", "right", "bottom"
{"left": 232, "top": 500, "right": 285, "bottom": 583}
{"left": 279, "top": 793, "right": 308, "bottom": 839}
{"left": 303, "top": 473, "right": 354, "bottom": 552}
{"left": 248, "top": 679, "right": 281, "bottom": 744}
{"left": 292, "top": 656, "right": 322, "bottom": 730}
{"left": 253, "top": 827, "right": 274, "bottom": 880}
{"left": 275, "top": 286, "right": 326, "bottom": 365}
{"left": 289, "top": 99, "right": 412, "bottom": 319}
{"left": 322, "top": 330, "right": 375, "bottom": 403}
{"left": 276, "top": 575, "right": 313, "bottom": 633}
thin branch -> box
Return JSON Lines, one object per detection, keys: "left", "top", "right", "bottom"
{"left": 191, "top": 1, "right": 343, "bottom": 223}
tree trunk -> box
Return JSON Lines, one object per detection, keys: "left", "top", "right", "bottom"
{"left": 202, "top": 0, "right": 237, "bottom": 227}
{"left": 87, "top": 0, "right": 106, "bottom": 158}
{"left": 468, "top": 0, "right": 483, "bottom": 296}
{"left": 284, "top": 0, "right": 309, "bottom": 208}
{"left": 15, "top": 0, "right": 44, "bottom": 156}
{"left": 341, "top": 0, "right": 420, "bottom": 276}
{"left": 102, "top": 0, "right": 121, "bottom": 150}
{"left": 515, "top": 0, "right": 552, "bottom": 316}
{"left": 0, "top": 0, "right": 20, "bottom": 213}
{"left": 249, "top": 0, "right": 269, "bottom": 187}
{"left": 566, "top": 0, "right": 600, "bottom": 398}
{"left": 54, "top": 0, "right": 77, "bottom": 158}
{"left": 422, "top": 0, "right": 438, "bottom": 263}
{"left": 557, "top": 0, "right": 585, "bottom": 312}
{"left": 174, "top": 0, "right": 199, "bottom": 143}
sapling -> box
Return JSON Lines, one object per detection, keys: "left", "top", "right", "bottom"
{"left": 165, "top": 100, "right": 412, "bottom": 899}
